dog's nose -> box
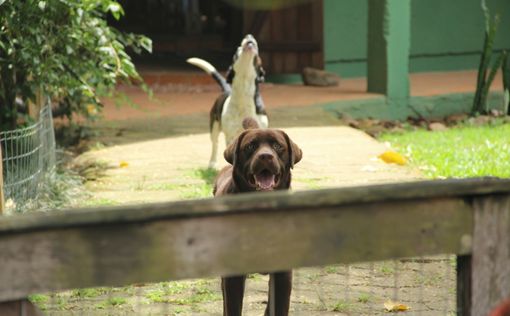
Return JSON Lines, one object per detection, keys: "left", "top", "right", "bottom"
{"left": 258, "top": 153, "right": 274, "bottom": 161}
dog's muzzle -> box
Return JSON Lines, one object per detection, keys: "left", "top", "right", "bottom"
{"left": 248, "top": 152, "right": 281, "bottom": 191}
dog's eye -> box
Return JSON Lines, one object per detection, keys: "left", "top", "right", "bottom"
{"left": 245, "top": 142, "right": 257, "bottom": 152}
{"left": 272, "top": 143, "right": 283, "bottom": 152}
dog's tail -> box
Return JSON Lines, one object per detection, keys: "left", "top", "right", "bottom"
{"left": 186, "top": 58, "right": 231, "bottom": 93}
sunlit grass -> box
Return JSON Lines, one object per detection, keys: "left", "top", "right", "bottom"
{"left": 380, "top": 123, "right": 510, "bottom": 178}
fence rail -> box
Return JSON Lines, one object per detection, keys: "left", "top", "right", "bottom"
{"left": 0, "top": 178, "right": 509, "bottom": 315}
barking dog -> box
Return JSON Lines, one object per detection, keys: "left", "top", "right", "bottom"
{"left": 214, "top": 118, "right": 302, "bottom": 316}
{"left": 187, "top": 34, "right": 268, "bottom": 168}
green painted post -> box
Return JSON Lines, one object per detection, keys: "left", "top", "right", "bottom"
{"left": 367, "top": 0, "right": 411, "bottom": 119}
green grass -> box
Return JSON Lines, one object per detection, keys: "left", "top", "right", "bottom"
{"left": 146, "top": 281, "right": 192, "bottom": 303}
{"left": 379, "top": 262, "right": 395, "bottom": 275}
{"left": 71, "top": 287, "right": 108, "bottom": 298}
{"left": 294, "top": 176, "right": 328, "bottom": 190}
{"left": 82, "top": 197, "right": 118, "bottom": 206}
{"left": 324, "top": 265, "right": 340, "bottom": 274}
{"left": 331, "top": 300, "right": 352, "bottom": 312}
{"left": 357, "top": 293, "right": 371, "bottom": 304}
{"left": 185, "top": 168, "right": 218, "bottom": 185}
{"left": 167, "top": 286, "right": 221, "bottom": 305}
{"left": 95, "top": 297, "right": 128, "bottom": 309}
{"left": 380, "top": 123, "right": 510, "bottom": 178}
{"left": 29, "top": 294, "right": 50, "bottom": 304}
{"left": 179, "top": 168, "right": 218, "bottom": 199}
{"left": 144, "top": 168, "right": 218, "bottom": 200}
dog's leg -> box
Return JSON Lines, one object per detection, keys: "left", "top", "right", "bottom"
{"left": 222, "top": 275, "right": 247, "bottom": 316}
{"left": 258, "top": 114, "right": 269, "bottom": 129}
{"left": 265, "top": 271, "right": 292, "bottom": 316}
{"left": 209, "top": 120, "right": 221, "bottom": 168}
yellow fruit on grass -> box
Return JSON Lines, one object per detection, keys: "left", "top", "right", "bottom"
{"left": 378, "top": 151, "right": 407, "bottom": 165}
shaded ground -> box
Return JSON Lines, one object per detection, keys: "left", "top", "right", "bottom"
{"left": 42, "top": 81, "right": 458, "bottom": 315}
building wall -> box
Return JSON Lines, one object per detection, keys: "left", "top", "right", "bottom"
{"left": 324, "top": 0, "right": 510, "bottom": 78}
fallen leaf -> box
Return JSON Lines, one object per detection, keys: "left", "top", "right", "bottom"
{"left": 384, "top": 300, "right": 410, "bottom": 312}
{"left": 119, "top": 161, "right": 129, "bottom": 168}
{"left": 378, "top": 151, "right": 407, "bottom": 165}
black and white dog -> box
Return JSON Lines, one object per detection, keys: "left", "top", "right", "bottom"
{"left": 187, "top": 34, "right": 269, "bottom": 168}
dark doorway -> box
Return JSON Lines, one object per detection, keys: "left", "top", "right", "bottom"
{"left": 110, "top": 0, "right": 243, "bottom": 70}
{"left": 110, "top": 0, "right": 324, "bottom": 75}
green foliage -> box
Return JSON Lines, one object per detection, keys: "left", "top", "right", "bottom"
{"left": 0, "top": 0, "right": 151, "bottom": 130}
{"left": 28, "top": 294, "right": 50, "bottom": 304}
{"left": 380, "top": 123, "right": 510, "bottom": 178}
{"left": 472, "top": 0, "right": 503, "bottom": 115}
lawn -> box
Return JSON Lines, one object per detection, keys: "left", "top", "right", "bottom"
{"left": 380, "top": 122, "right": 510, "bottom": 178}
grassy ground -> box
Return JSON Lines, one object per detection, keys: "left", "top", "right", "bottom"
{"left": 380, "top": 121, "right": 510, "bottom": 178}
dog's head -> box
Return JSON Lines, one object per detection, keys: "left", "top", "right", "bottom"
{"left": 226, "top": 34, "right": 265, "bottom": 85}
{"left": 224, "top": 127, "right": 302, "bottom": 192}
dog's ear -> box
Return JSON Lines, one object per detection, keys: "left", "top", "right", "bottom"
{"left": 226, "top": 65, "right": 235, "bottom": 84}
{"left": 224, "top": 131, "right": 248, "bottom": 165}
{"left": 280, "top": 131, "right": 302, "bottom": 169}
{"left": 254, "top": 56, "right": 265, "bottom": 83}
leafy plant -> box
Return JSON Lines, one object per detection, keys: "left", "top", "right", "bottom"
{"left": 472, "top": 0, "right": 504, "bottom": 115}
{"left": 0, "top": 0, "right": 151, "bottom": 130}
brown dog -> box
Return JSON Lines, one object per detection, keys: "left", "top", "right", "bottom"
{"left": 213, "top": 119, "right": 302, "bottom": 316}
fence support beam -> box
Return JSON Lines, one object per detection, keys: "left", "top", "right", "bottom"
{"left": 471, "top": 195, "right": 510, "bottom": 315}
{"left": 367, "top": 0, "right": 410, "bottom": 119}
{"left": 457, "top": 255, "right": 472, "bottom": 316}
{"left": 0, "top": 178, "right": 488, "bottom": 302}
{"left": 0, "top": 300, "right": 43, "bottom": 316}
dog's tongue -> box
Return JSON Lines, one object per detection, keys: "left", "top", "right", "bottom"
{"left": 255, "top": 171, "right": 275, "bottom": 190}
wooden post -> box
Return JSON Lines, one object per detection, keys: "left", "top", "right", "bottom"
{"left": 27, "top": 88, "right": 43, "bottom": 121}
{"left": 471, "top": 195, "right": 510, "bottom": 315}
{"left": 0, "top": 299, "right": 43, "bottom": 316}
{"left": 0, "top": 145, "right": 4, "bottom": 215}
{"left": 457, "top": 255, "right": 472, "bottom": 316}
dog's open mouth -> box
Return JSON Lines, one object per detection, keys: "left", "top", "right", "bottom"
{"left": 250, "top": 169, "right": 279, "bottom": 191}
{"left": 243, "top": 41, "right": 256, "bottom": 52}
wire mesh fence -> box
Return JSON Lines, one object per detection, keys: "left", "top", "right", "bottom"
{"left": 32, "top": 256, "right": 456, "bottom": 315}
{"left": 0, "top": 102, "right": 56, "bottom": 213}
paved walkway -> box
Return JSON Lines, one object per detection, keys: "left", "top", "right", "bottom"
{"left": 80, "top": 126, "right": 419, "bottom": 205}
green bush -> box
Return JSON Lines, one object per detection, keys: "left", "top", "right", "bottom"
{"left": 0, "top": 0, "right": 151, "bottom": 130}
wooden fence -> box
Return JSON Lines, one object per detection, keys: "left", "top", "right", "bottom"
{"left": 0, "top": 178, "right": 509, "bottom": 315}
